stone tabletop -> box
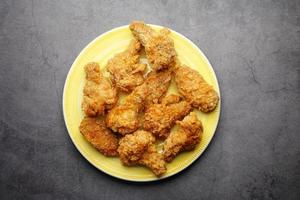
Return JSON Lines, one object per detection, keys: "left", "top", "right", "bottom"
{"left": 0, "top": 0, "right": 299, "bottom": 200}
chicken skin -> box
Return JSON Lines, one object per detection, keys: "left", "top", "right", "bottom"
{"left": 163, "top": 112, "right": 203, "bottom": 162}
{"left": 106, "top": 39, "right": 147, "bottom": 92}
{"left": 118, "top": 130, "right": 166, "bottom": 176}
{"left": 106, "top": 84, "right": 148, "bottom": 135}
{"left": 175, "top": 65, "right": 219, "bottom": 113}
{"left": 144, "top": 95, "right": 192, "bottom": 139}
{"left": 79, "top": 117, "right": 119, "bottom": 157}
{"left": 129, "top": 21, "right": 176, "bottom": 71}
{"left": 82, "top": 62, "right": 118, "bottom": 117}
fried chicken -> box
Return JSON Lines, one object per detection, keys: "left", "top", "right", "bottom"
{"left": 82, "top": 62, "right": 118, "bottom": 117}
{"left": 118, "top": 130, "right": 166, "bottom": 176}
{"left": 106, "top": 39, "right": 147, "bottom": 92}
{"left": 144, "top": 94, "right": 192, "bottom": 139}
{"left": 79, "top": 117, "right": 119, "bottom": 157}
{"left": 163, "top": 112, "right": 203, "bottom": 162}
{"left": 143, "top": 69, "right": 172, "bottom": 109}
{"left": 129, "top": 21, "right": 176, "bottom": 71}
{"left": 106, "top": 68, "right": 172, "bottom": 134}
{"left": 106, "top": 84, "right": 148, "bottom": 135}
{"left": 175, "top": 65, "right": 219, "bottom": 113}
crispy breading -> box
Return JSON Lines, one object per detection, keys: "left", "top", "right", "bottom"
{"left": 139, "top": 145, "right": 166, "bottom": 177}
{"left": 106, "top": 39, "right": 147, "bottom": 92}
{"left": 82, "top": 62, "right": 118, "bottom": 117}
{"left": 143, "top": 69, "right": 172, "bottom": 109}
{"left": 79, "top": 117, "right": 119, "bottom": 157}
{"left": 144, "top": 94, "right": 192, "bottom": 139}
{"left": 130, "top": 21, "right": 176, "bottom": 71}
{"left": 118, "top": 130, "right": 166, "bottom": 176}
{"left": 106, "top": 68, "right": 172, "bottom": 135}
{"left": 163, "top": 112, "right": 203, "bottom": 162}
{"left": 106, "top": 84, "right": 148, "bottom": 135}
{"left": 175, "top": 65, "right": 219, "bottom": 112}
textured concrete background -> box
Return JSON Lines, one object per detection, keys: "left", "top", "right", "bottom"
{"left": 0, "top": 0, "right": 299, "bottom": 199}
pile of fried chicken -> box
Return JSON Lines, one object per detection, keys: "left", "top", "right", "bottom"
{"left": 79, "top": 21, "right": 219, "bottom": 177}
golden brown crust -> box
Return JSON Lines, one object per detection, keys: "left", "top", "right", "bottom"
{"left": 175, "top": 65, "right": 219, "bottom": 113}
{"left": 163, "top": 112, "right": 203, "bottom": 162}
{"left": 106, "top": 84, "right": 148, "bottom": 135}
{"left": 106, "top": 68, "right": 172, "bottom": 135}
{"left": 106, "top": 39, "right": 147, "bottom": 92}
{"left": 143, "top": 69, "right": 172, "bottom": 109}
{"left": 82, "top": 62, "right": 118, "bottom": 117}
{"left": 139, "top": 145, "right": 166, "bottom": 176}
{"left": 144, "top": 95, "right": 192, "bottom": 139}
{"left": 79, "top": 117, "right": 119, "bottom": 157}
{"left": 129, "top": 21, "right": 176, "bottom": 71}
{"left": 106, "top": 104, "right": 140, "bottom": 135}
{"left": 118, "top": 130, "right": 166, "bottom": 176}
{"left": 118, "top": 130, "right": 154, "bottom": 165}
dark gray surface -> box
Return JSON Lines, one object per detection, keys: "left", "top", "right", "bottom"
{"left": 0, "top": 0, "right": 299, "bottom": 199}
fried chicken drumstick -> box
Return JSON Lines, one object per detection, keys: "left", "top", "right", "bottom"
{"left": 82, "top": 62, "right": 118, "bottom": 117}
{"left": 118, "top": 130, "right": 166, "bottom": 176}
{"left": 144, "top": 94, "right": 191, "bottom": 139}
{"left": 163, "top": 112, "right": 203, "bottom": 162}
{"left": 106, "top": 39, "right": 147, "bottom": 92}
{"left": 129, "top": 21, "right": 176, "bottom": 71}
{"left": 175, "top": 65, "right": 219, "bottom": 113}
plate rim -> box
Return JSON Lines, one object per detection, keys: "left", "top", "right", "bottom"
{"left": 62, "top": 24, "right": 222, "bottom": 182}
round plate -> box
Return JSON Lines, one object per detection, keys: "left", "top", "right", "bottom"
{"left": 63, "top": 24, "right": 221, "bottom": 182}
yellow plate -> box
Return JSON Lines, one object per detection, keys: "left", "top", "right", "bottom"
{"left": 63, "top": 24, "right": 221, "bottom": 182}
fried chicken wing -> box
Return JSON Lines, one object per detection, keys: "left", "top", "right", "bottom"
{"left": 106, "top": 39, "right": 147, "bottom": 92}
{"left": 143, "top": 69, "right": 172, "bottom": 109}
{"left": 175, "top": 65, "right": 219, "bottom": 113}
{"left": 163, "top": 112, "right": 203, "bottom": 162}
{"left": 129, "top": 21, "right": 176, "bottom": 71}
{"left": 82, "top": 62, "right": 118, "bottom": 117}
{"left": 118, "top": 130, "right": 166, "bottom": 176}
{"left": 79, "top": 117, "right": 119, "bottom": 157}
{"left": 144, "top": 94, "right": 192, "bottom": 139}
{"left": 106, "top": 84, "right": 148, "bottom": 135}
